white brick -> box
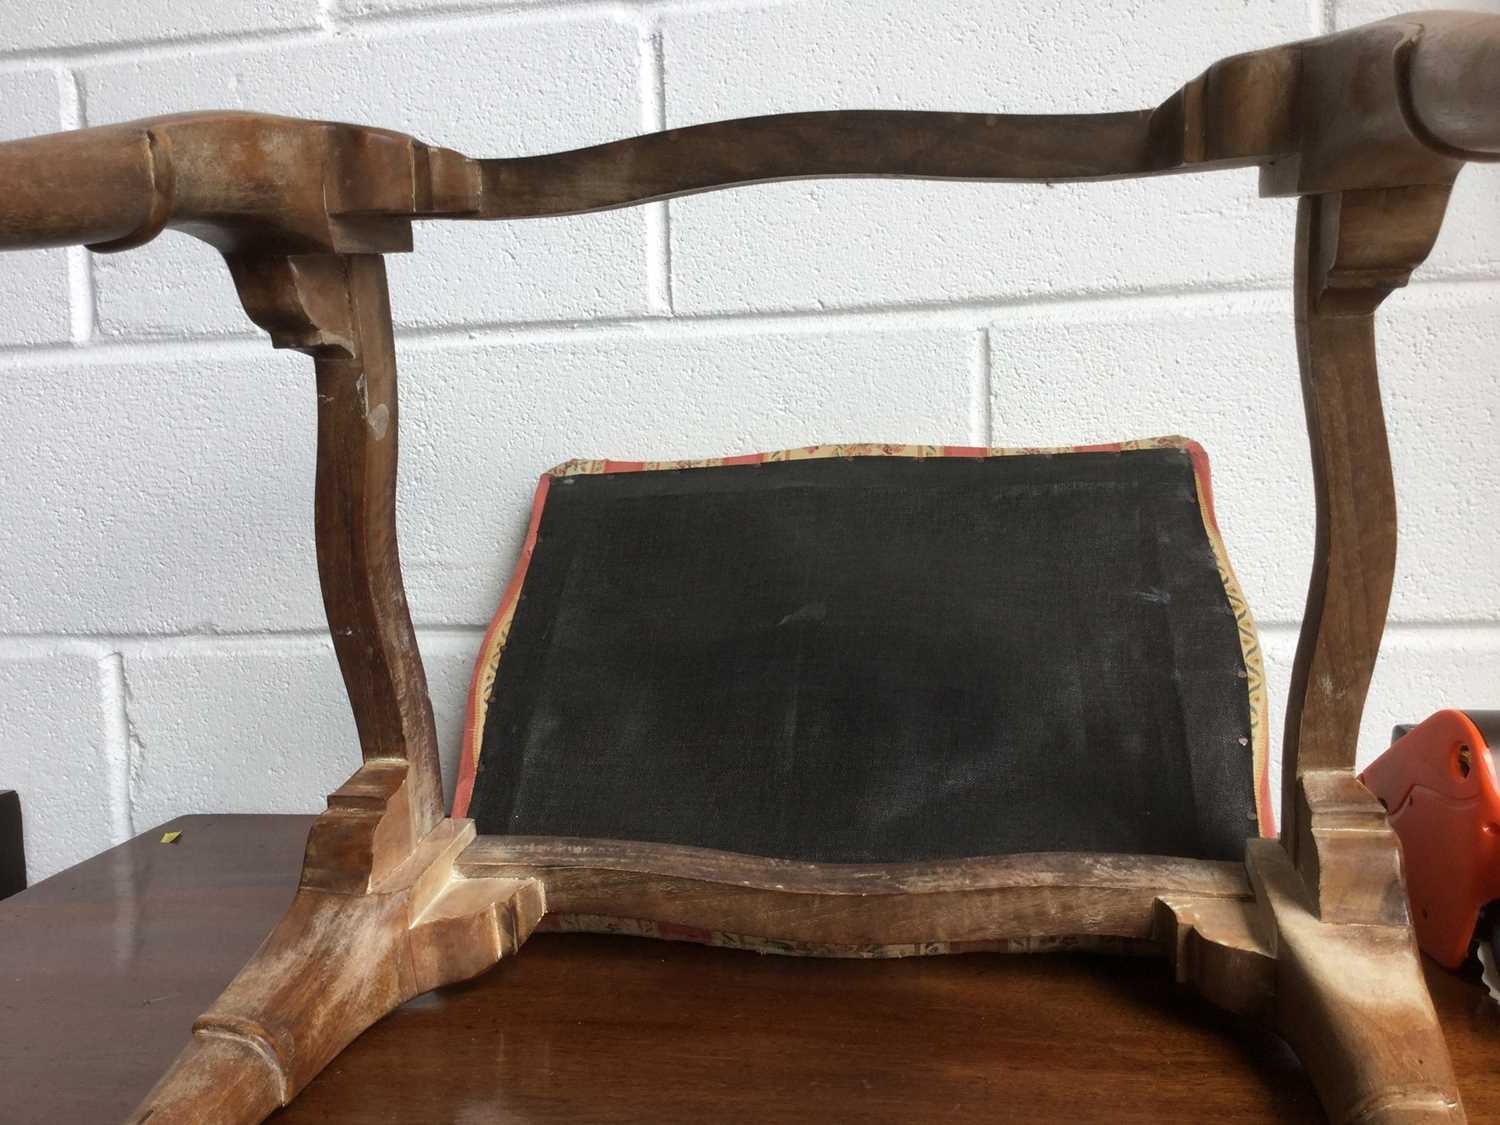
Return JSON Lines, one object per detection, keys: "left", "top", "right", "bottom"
{"left": 82, "top": 14, "right": 648, "bottom": 338}
{"left": 1335, "top": 0, "right": 1500, "bottom": 27}
{"left": 988, "top": 284, "right": 1500, "bottom": 626}
{"left": 0, "top": 71, "right": 70, "bottom": 346}
{"left": 1423, "top": 166, "right": 1500, "bottom": 281}
{"left": 0, "top": 649, "right": 118, "bottom": 881}
{"left": 661, "top": 0, "right": 1312, "bottom": 316}
{"left": 1260, "top": 627, "right": 1500, "bottom": 827}
{"left": 1379, "top": 287, "right": 1500, "bottom": 622}
{"left": 123, "top": 632, "right": 479, "bottom": 826}
{"left": 0, "top": 325, "right": 973, "bottom": 634}
{"left": 0, "top": 0, "right": 316, "bottom": 55}
{"left": 0, "top": 347, "right": 323, "bottom": 635}
{"left": 400, "top": 325, "right": 977, "bottom": 624}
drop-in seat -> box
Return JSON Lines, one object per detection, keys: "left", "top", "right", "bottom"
{"left": 459, "top": 441, "right": 1269, "bottom": 867}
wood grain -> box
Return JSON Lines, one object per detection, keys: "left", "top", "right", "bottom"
{"left": 463, "top": 836, "right": 1249, "bottom": 954}
{"left": 475, "top": 109, "right": 1163, "bottom": 218}
{"left": 1279, "top": 188, "right": 1448, "bottom": 858}
{"left": 0, "top": 14, "right": 1489, "bottom": 253}
{"left": 125, "top": 790, "right": 539, "bottom": 1125}
{"left": 1398, "top": 10, "right": 1500, "bottom": 158}
{"left": 308, "top": 256, "right": 444, "bottom": 837}
{"left": 1250, "top": 828, "right": 1463, "bottom": 1123}
{"left": 229, "top": 253, "right": 445, "bottom": 838}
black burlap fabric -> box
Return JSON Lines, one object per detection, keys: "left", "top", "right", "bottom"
{"left": 470, "top": 449, "right": 1256, "bottom": 863}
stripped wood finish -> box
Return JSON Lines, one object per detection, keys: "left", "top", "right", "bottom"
{"left": 462, "top": 838, "right": 1251, "bottom": 954}
{"left": 0, "top": 9, "right": 1493, "bottom": 1125}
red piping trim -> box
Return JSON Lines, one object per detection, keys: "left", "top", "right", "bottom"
{"left": 1256, "top": 763, "right": 1276, "bottom": 837}
{"left": 1182, "top": 439, "right": 1221, "bottom": 532}
{"left": 453, "top": 473, "right": 552, "bottom": 819}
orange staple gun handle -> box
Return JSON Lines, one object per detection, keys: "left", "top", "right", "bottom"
{"left": 1361, "top": 709, "right": 1500, "bottom": 967}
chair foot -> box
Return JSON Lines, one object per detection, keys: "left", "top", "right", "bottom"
{"left": 1162, "top": 772, "right": 1465, "bottom": 1124}
{"left": 1248, "top": 834, "right": 1464, "bottom": 1124}
{"left": 126, "top": 764, "right": 543, "bottom": 1125}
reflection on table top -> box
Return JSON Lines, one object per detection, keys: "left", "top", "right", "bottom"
{"left": 4, "top": 813, "right": 1499, "bottom": 1124}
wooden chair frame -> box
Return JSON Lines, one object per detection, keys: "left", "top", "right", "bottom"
{"left": 2, "top": 10, "right": 1497, "bottom": 1123}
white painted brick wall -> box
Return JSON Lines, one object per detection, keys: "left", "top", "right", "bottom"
{"left": 0, "top": 1, "right": 1496, "bottom": 881}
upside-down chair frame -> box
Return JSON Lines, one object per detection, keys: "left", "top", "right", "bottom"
{"left": 2, "top": 10, "right": 1497, "bottom": 1124}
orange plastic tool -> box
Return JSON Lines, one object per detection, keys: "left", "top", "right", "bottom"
{"left": 1360, "top": 709, "right": 1500, "bottom": 968}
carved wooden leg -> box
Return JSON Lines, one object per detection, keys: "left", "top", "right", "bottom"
{"left": 125, "top": 764, "right": 543, "bottom": 1125}
{"left": 1161, "top": 772, "right": 1464, "bottom": 1123}
{"left": 122, "top": 251, "right": 546, "bottom": 1125}
{"left": 1157, "top": 188, "right": 1467, "bottom": 1122}
{"left": 1250, "top": 837, "right": 1461, "bottom": 1123}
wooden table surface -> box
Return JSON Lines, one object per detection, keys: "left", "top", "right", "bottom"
{"left": 4, "top": 815, "right": 1499, "bottom": 1124}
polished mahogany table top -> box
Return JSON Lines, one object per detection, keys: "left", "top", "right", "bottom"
{"left": 4, "top": 814, "right": 1500, "bottom": 1123}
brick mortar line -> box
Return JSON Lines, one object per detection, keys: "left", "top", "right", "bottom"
{"left": 0, "top": 628, "right": 486, "bottom": 655}
{"left": 334, "top": 0, "right": 639, "bottom": 37}
{"left": 0, "top": 26, "right": 328, "bottom": 75}
{"left": 2, "top": 620, "right": 1500, "bottom": 654}
{"left": 0, "top": 2, "right": 642, "bottom": 74}
{"left": 967, "top": 328, "right": 991, "bottom": 446}
{"left": 641, "top": 20, "right": 674, "bottom": 316}
{"left": 56, "top": 68, "right": 98, "bottom": 346}
{"left": 98, "top": 651, "right": 136, "bottom": 841}
{"left": 6, "top": 277, "right": 1500, "bottom": 370}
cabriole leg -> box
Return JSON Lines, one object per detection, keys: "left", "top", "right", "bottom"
{"left": 126, "top": 765, "right": 542, "bottom": 1125}
{"left": 1163, "top": 773, "right": 1464, "bottom": 1123}
{"left": 1250, "top": 831, "right": 1462, "bottom": 1124}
